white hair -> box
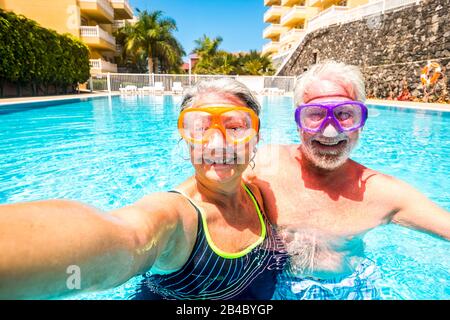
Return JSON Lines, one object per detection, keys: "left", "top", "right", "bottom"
{"left": 180, "top": 77, "right": 261, "bottom": 115}
{"left": 294, "top": 61, "right": 366, "bottom": 106}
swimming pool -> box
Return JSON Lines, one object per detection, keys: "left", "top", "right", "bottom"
{"left": 0, "top": 95, "right": 448, "bottom": 299}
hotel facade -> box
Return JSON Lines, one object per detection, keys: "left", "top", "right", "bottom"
{"left": 263, "top": 0, "right": 369, "bottom": 68}
{"left": 0, "top": 0, "right": 134, "bottom": 74}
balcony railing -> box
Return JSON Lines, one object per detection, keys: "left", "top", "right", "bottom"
{"left": 263, "top": 24, "right": 288, "bottom": 39}
{"left": 79, "top": 0, "right": 114, "bottom": 20}
{"left": 281, "top": 6, "right": 318, "bottom": 27}
{"left": 90, "top": 59, "right": 118, "bottom": 73}
{"left": 112, "top": 20, "right": 125, "bottom": 31}
{"left": 264, "top": 0, "right": 281, "bottom": 6}
{"left": 282, "top": 0, "right": 306, "bottom": 6}
{"left": 306, "top": 5, "right": 348, "bottom": 30}
{"left": 80, "top": 26, "right": 116, "bottom": 46}
{"left": 280, "top": 28, "right": 305, "bottom": 43}
{"left": 308, "top": 0, "right": 330, "bottom": 7}
{"left": 109, "top": 0, "right": 133, "bottom": 19}
{"left": 262, "top": 41, "right": 280, "bottom": 55}
{"left": 264, "top": 5, "right": 287, "bottom": 23}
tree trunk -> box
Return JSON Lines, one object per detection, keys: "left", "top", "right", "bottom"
{"left": 148, "top": 56, "right": 154, "bottom": 74}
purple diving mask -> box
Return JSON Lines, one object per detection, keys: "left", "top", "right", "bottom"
{"left": 294, "top": 100, "right": 368, "bottom": 133}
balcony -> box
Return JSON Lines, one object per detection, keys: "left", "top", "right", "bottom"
{"left": 80, "top": 26, "right": 116, "bottom": 51}
{"left": 109, "top": 0, "right": 133, "bottom": 19}
{"left": 263, "top": 24, "right": 288, "bottom": 40}
{"left": 79, "top": 0, "right": 114, "bottom": 23}
{"left": 280, "top": 28, "right": 305, "bottom": 44}
{"left": 281, "top": 6, "right": 319, "bottom": 27}
{"left": 89, "top": 58, "right": 118, "bottom": 74}
{"left": 112, "top": 20, "right": 125, "bottom": 31}
{"left": 308, "top": 0, "right": 344, "bottom": 8}
{"left": 282, "top": 0, "right": 306, "bottom": 6}
{"left": 306, "top": 5, "right": 348, "bottom": 31}
{"left": 264, "top": 6, "right": 288, "bottom": 23}
{"left": 264, "top": 0, "right": 281, "bottom": 6}
{"left": 262, "top": 41, "right": 280, "bottom": 56}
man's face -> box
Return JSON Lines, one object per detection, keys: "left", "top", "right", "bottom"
{"left": 299, "top": 79, "right": 361, "bottom": 170}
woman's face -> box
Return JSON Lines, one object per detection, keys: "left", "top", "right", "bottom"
{"left": 182, "top": 92, "right": 259, "bottom": 184}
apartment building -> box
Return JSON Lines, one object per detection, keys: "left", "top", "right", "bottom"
{"left": 0, "top": 0, "right": 134, "bottom": 74}
{"left": 262, "top": 0, "right": 368, "bottom": 67}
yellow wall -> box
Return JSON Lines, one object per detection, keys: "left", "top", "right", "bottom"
{"left": 347, "top": 0, "right": 369, "bottom": 8}
{"left": 0, "top": 0, "right": 80, "bottom": 36}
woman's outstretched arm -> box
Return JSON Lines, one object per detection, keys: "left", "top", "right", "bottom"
{"left": 0, "top": 193, "right": 187, "bottom": 299}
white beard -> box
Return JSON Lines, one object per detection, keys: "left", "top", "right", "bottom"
{"left": 300, "top": 138, "right": 357, "bottom": 171}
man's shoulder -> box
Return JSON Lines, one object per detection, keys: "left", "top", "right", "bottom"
{"left": 351, "top": 161, "right": 410, "bottom": 196}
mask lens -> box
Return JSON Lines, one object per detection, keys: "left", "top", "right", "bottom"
{"left": 333, "top": 103, "right": 362, "bottom": 129}
{"left": 182, "top": 111, "right": 212, "bottom": 141}
{"left": 222, "top": 110, "right": 256, "bottom": 143}
{"left": 300, "top": 106, "right": 327, "bottom": 130}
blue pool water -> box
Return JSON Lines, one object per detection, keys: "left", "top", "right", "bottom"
{"left": 0, "top": 95, "right": 449, "bottom": 300}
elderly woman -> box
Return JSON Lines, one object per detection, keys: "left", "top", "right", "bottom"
{"left": 0, "top": 78, "right": 287, "bottom": 300}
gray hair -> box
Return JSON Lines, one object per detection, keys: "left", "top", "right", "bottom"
{"left": 294, "top": 61, "right": 366, "bottom": 106}
{"left": 180, "top": 78, "right": 261, "bottom": 115}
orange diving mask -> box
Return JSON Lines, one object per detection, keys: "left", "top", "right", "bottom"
{"left": 178, "top": 105, "right": 259, "bottom": 145}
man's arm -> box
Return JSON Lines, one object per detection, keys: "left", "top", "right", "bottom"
{"left": 390, "top": 179, "right": 450, "bottom": 240}
{"left": 0, "top": 192, "right": 186, "bottom": 299}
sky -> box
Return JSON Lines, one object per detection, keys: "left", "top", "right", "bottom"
{"left": 129, "top": 0, "right": 267, "bottom": 60}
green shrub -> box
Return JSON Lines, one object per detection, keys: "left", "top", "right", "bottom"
{"left": 0, "top": 9, "right": 90, "bottom": 96}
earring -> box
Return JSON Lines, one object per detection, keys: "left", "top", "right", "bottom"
{"left": 177, "top": 138, "right": 191, "bottom": 161}
{"left": 249, "top": 146, "right": 257, "bottom": 170}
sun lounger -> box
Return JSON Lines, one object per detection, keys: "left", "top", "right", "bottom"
{"left": 171, "top": 82, "right": 183, "bottom": 95}
{"left": 138, "top": 86, "right": 154, "bottom": 94}
{"left": 264, "top": 87, "right": 285, "bottom": 95}
{"left": 119, "top": 85, "right": 138, "bottom": 94}
{"left": 154, "top": 82, "right": 165, "bottom": 95}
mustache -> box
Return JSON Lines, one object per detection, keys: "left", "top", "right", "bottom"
{"left": 191, "top": 147, "right": 248, "bottom": 164}
{"left": 311, "top": 136, "right": 349, "bottom": 143}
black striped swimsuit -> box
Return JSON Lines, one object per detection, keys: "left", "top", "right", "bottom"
{"left": 131, "top": 185, "right": 288, "bottom": 300}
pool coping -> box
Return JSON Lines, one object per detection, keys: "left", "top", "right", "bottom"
{"left": 0, "top": 92, "right": 120, "bottom": 106}
{"left": 367, "top": 99, "right": 450, "bottom": 113}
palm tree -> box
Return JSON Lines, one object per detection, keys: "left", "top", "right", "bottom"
{"left": 123, "top": 10, "right": 185, "bottom": 73}
{"left": 192, "top": 35, "right": 227, "bottom": 74}
{"left": 237, "top": 50, "right": 274, "bottom": 75}
{"left": 192, "top": 35, "right": 223, "bottom": 58}
{"left": 115, "top": 21, "right": 147, "bottom": 73}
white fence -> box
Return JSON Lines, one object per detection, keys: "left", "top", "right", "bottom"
{"left": 276, "top": 0, "right": 422, "bottom": 74}
{"left": 87, "top": 73, "right": 297, "bottom": 95}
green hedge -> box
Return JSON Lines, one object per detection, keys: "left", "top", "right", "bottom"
{"left": 0, "top": 9, "right": 90, "bottom": 96}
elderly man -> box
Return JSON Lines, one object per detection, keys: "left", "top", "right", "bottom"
{"left": 246, "top": 61, "right": 450, "bottom": 300}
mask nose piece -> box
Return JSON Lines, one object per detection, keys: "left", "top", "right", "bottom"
{"left": 205, "top": 129, "right": 225, "bottom": 149}
{"left": 322, "top": 121, "right": 340, "bottom": 138}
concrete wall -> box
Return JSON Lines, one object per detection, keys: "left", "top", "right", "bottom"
{"left": 278, "top": 0, "right": 450, "bottom": 102}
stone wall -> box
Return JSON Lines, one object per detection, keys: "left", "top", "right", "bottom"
{"left": 278, "top": 0, "right": 450, "bottom": 102}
